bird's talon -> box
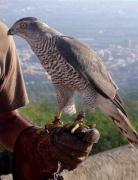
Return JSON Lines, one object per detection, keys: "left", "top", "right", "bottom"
{"left": 52, "top": 116, "right": 63, "bottom": 127}
{"left": 71, "top": 114, "right": 88, "bottom": 133}
{"left": 71, "top": 123, "right": 80, "bottom": 133}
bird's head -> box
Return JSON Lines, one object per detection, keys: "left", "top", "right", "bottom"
{"left": 8, "top": 17, "right": 51, "bottom": 40}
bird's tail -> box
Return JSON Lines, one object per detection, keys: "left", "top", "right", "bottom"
{"left": 98, "top": 94, "right": 138, "bottom": 148}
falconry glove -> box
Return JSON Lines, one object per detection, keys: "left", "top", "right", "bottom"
{"left": 13, "top": 124, "right": 100, "bottom": 180}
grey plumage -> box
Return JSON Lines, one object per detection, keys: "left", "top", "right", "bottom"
{"left": 8, "top": 17, "right": 138, "bottom": 147}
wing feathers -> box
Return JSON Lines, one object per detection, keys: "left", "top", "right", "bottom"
{"left": 56, "top": 36, "right": 118, "bottom": 99}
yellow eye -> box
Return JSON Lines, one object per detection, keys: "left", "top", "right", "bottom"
{"left": 20, "top": 22, "right": 27, "bottom": 29}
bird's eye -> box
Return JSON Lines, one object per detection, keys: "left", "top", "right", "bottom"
{"left": 20, "top": 22, "right": 27, "bottom": 29}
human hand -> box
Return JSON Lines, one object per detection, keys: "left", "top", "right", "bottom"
{"left": 13, "top": 124, "right": 100, "bottom": 179}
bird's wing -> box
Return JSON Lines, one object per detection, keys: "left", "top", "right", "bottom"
{"left": 56, "top": 36, "right": 118, "bottom": 100}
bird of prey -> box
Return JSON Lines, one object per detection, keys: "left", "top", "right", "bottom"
{"left": 8, "top": 17, "right": 138, "bottom": 147}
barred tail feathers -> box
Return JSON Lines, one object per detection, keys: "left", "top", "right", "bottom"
{"left": 98, "top": 95, "right": 138, "bottom": 148}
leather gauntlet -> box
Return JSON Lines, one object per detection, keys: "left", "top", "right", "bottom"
{"left": 13, "top": 125, "right": 100, "bottom": 180}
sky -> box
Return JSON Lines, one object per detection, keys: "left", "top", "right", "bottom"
{"left": 1, "top": 0, "right": 138, "bottom": 46}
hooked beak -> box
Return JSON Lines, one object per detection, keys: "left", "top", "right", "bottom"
{"left": 7, "top": 28, "right": 15, "bottom": 35}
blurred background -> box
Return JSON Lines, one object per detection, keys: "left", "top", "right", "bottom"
{"left": 1, "top": 0, "right": 138, "bottom": 156}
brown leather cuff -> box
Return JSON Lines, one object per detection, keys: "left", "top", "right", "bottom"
{"left": 0, "top": 110, "right": 33, "bottom": 152}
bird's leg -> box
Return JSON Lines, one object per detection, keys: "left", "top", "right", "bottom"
{"left": 52, "top": 109, "right": 64, "bottom": 127}
{"left": 71, "top": 111, "right": 88, "bottom": 133}
{"left": 37, "top": 110, "right": 63, "bottom": 134}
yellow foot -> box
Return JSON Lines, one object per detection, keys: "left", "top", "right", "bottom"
{"left": 71, "top": 118, "right": 90, "bottom": 133}
{"left": 57, "top": 110, "right": 63, "bottom": 119}
{"left": 52, "top": 116, "right": 63, "bottom": 127}
{"left": 71, "top": 112, "right": 85, "bottom": 133}
{"left": 71, "top": 119, "right": 84, "bottom": 133}
{"left": 50, "top": 110, "right": 64, "bottom": 128}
